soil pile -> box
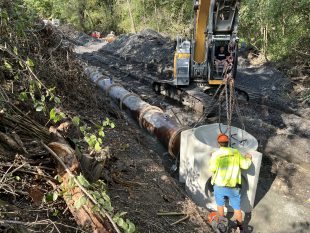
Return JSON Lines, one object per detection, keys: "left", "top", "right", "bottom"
{"left": 60, "top": 25, "right": 101, "bottom": 46}
{"left": 102, "top": 29, "right": 175, "bottom": 71}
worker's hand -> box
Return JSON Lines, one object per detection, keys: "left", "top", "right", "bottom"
{"left": 245, "top": 154, "right": 252, "bottom": 160}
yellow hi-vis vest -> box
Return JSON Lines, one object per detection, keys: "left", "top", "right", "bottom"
{"left": 209, "top": 147, "right": 252, "bottom": 187}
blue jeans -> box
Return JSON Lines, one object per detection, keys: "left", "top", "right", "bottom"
{"left": 214, "top": 185, "right": 241, "bottom": 210}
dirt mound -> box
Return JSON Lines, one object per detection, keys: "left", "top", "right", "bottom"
{"left": 103, "top": 29, "right": 175, "bottom": 67}
{"left": 59, "top": 25, "right": 101, "bottom": 46}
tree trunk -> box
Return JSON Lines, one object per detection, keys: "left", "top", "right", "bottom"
{"left": 126, "top": 0, "right": 136, "bottom": 33}
{"left": 153, "top": 0, "right": 160, "bottom": 32}
{"left": 78, "top": 0, "right": 87, "bottom": 31}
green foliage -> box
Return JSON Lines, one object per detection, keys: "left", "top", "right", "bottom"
{"left": 77, "top": 173, "right": 90, "bottom": 188}
{"left": 116, "top": 0, "right": 193, "bottom": 36}
{"left": 23, "top": 0, "right": 309, "bottom": 60}
{"left": 74, "top": 196, "right": 87, "bottom": 209}
{"left": 24, "top": 0, "right": 119, "bottom": 33}
{"left": 44, "top": 190, "right": 59, "bottom": 202}
{"left": 49, "top": 108, "right": 66, "bottom": 123}
{"left": 58, "top": 174, "right": 137, "bottom": 232}
{"left": 113, "top": 212, "right": 136, "bottom": 233}
{"left": 76, "top": 117, "right": 115, "bottom": 152}
{"left": 239, "top": 0, "right": 310, "bottom": 59}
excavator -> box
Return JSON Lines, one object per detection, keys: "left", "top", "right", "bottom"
{"left": 153, "top": 0, "right": 248, "bottom": 114}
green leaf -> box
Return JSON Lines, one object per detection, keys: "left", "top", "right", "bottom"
{"left": 127, "top": 221, "right": 136, "bottom": 233}
{"left": 98, "top": 130, "right": 105, "bottom": 137}
{"left": 91, "top": 204, "right": 100, "bottom": 213}
{"left": 50, "top": 108, "right": 56, "bottom": 120}
{"left": 59, "top": 112, "right": 66, "bottom": 119}
{"left": 45, "top": 193, "right": 54, "bottom": 202}
{"left": 52, "top": 209, "right": 59, "bottom": 216}
{"left": 95, "top": 142, "right": 101, "bottom": 151}
{"left": 26, "top": 58, "right": 34, "bottom": 67}
{"left": 4, "top": 60, "right": 12, "bottom": 70}
{"left": 54, "top": 175, "right": 62, "bottom": 183}
{"left": 53, "top": 191, "right": 59, "bottom": 201}
{"left": 18, "top": 92, "right": 28, "bottom": 101}
{"left": 72, "top": 116, "right": 80, "bottom": 126}
{"left": 117, "top": 218, "right": 128, "bottom": 230}
{"left": 18, "top": 60, "right": 24, "bottom": 68}
{"left": 74, "top": 196, "right": 87, "bottom": 210}
{"left": 91, "top": 191, "right": 101, "bottom": 199}
{"left": 64, "top": 192, "right": 73, "bottom": 201}
{"left": 102, "top": 200, "right": 113, "bottom": 212}
{"left": 67, "top": 176, "right": 76, "bottom": 189}
{"left": 101, "top": 191, "right": 111, "bottom": 203}
{"left": 36, "top": 82, "right": 42, "bottom": 90}
{"left": 35, "top": 105, "right": 44, "bottom": 112}
{"left": 77, "top": 174, "right": 90, "bottom": 188}
{"left": 113, "top": 212, "right": 127, "bottom": 220}
{"left": 110, "top": 122, "right": 115, "bottom": 129}
{"left": 54, "top": 97, "right": 61, "bottom": 104}
{"left": 117, "top": 218, "right": 125, "bottom": 227}
{"left": 102, "top": 118, "right": 109, "bottom": 127}
{"left": 13, "top": 46, "right": 18, "bottom": 55}
{"left": 80, "top": 125, "right": 86, "bottom": 133}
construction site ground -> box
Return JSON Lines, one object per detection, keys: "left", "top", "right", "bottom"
{"left": 71, "top": 29, "right": 310, "bottom": 233}
{"left": 0, "top": 24, "right": 309, "bottom": 233}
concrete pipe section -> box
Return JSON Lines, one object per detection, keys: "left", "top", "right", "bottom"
{"left": 84, "top": 66, "right": 185, "bottom": 157}
{"left": 179, "top": 123, "right": 262, "bottom": 213}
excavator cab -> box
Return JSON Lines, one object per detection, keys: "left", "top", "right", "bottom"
{"left": 208, "top": 35, "right": 238, "bottom": 85}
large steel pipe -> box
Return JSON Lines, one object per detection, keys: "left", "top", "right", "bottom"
{"left": 84, "top": 66, "right": 185, "bottom": 157}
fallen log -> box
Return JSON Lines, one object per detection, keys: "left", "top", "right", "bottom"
{"left": 43, "top": 142, "right": 121, "bottom": 233}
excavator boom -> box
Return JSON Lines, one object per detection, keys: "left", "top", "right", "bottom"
{"left": 194, "top": 0, "right": 212, "bottom": 64}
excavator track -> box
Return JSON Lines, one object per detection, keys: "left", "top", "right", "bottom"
{"left": 153, "top": 81, "right": 214, "bottom": 113}
{"left": 152, "top": 80, "right": 296, "bottom": 115}
{"left": 152, "top": 80, "right": 249, "bottom": 114}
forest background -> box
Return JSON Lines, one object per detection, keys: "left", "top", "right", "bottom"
{"left": 23, "top": 0, "right": 310, "bottom": 61}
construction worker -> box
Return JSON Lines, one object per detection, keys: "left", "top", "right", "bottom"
{"left": 215, "top": 46, "right": 229, "bottom": 75}
{"left": 209, "top": 133, "right": 252, "bottom": 232}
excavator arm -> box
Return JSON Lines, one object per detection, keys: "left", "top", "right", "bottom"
{"left": 193, "top": 0, "right": 212, "bottom": 64}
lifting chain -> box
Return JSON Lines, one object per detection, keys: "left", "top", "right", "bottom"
{"left": 194, "top": 36, "right": 247, "bottom": 146}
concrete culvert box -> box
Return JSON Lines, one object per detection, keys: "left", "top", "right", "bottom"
{"left": 179, "top": 123, "right": 262, "bottom": 213}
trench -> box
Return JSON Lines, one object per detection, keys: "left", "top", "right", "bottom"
{"left": 74, "top": 34, "right": 310, "bottom": 233}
